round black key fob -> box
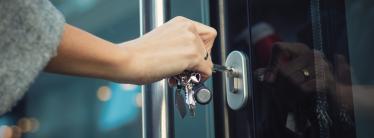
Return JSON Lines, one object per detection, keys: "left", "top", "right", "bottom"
{"left": 193, "top": 83, "right": 212, "bottom": 105}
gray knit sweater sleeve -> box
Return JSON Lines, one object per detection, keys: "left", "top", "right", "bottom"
{"left": 0, "top": 0, "right": 65, "bottom": 115}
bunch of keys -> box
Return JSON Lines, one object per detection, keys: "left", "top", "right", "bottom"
{"left": 173, "top": 64, "right": 232, "bottom": 118}
{"left": 173, "top": 71, "right": 212, "bottom": 118}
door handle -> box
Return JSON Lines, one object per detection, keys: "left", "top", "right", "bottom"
{"left": 225, "top": 51, "right": 250, "bottom": 110}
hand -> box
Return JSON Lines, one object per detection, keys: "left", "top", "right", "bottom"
{"left": 115, "top": 16, "right": 217, "bottom": 84}
{"left": 265, "top": 42, "right": 334, "bottom": 93}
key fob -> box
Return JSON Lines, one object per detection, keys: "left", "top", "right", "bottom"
{"left": 193, "top": 83, "right": 212, "bottom": 105}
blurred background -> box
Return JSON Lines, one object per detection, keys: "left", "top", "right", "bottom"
{"left": 0, "top": 0, "right": 142, "bottom": 137}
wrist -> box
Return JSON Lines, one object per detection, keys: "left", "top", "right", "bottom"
{"left": 107, "top": 42, "right": 137, "bottom": 83}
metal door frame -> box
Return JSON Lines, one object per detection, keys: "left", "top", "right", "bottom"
{"left": 139, "top": 0, "right": 240, "bottom": 137}
{"left": 140, "top": 0, "right": 173, "bottom": 138}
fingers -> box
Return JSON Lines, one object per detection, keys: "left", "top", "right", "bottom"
{"left": 173, "top": 16, "right": 217, "bottom": 52}
{"left": 165, "top": 16, "right": 216, "bottom": 81}
{"left": 188, "top": 19, "right": 215, "bottom": 79}
{"left": 191, "top": 20, "right": 217, "bottom": 51}
{"left": 197, "top": 56, "right": 214, "bottom": 81}
{"left": 188, "top": 38, "right": 213, "bottom": 80}
{"left": 189, "top": 44, "right": 213, "bottom": 81}
{"left": 276, "top": 47, "right": 334, "bottom": 93}
{"left": 175, "top": 16, "right": 216, "bottom": 78}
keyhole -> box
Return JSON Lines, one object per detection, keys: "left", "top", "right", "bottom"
{"left": 227, "top": 68, "right": 240, "bottom": 93}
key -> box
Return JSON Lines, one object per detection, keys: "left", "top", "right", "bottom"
{"left": 174, "top": 78, "right": 187, "bottom": 118}
{"left": 213, "top": 64, "right": 233, "bottom": 73}
{"left": 173, "top": 71, "right": 199, "bottom": 118}
{"left": 185, "top": 83, "right": 196, "bottom": 116}
{"left": 173, "top": 71, "right": 211, "bottom": 118}
{"left": 213, "top": 64, "right": 239, "bottom": 78}
{"left": 188, "top": 72, "right": 201, "bottom": 83}
{"left": 186, "top": 73, "right": 200, "bottom": 117}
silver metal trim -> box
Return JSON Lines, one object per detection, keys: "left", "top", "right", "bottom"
{"left": 139, "top": 0, "right": 144, "bottom": 36}
{"left": 140, "top": 0, "right": 171, "bottom": 138}
{"left": 217, "top": 0, "right": 230, "bottom": 137}
{"left": 140, "top": 0, "right": 145, "bottom": 137}
{"left": 225, "top": 51, "right": 249, "bottom": 110}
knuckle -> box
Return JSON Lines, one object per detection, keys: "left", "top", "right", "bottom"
{"left": 208, "top": 66, "right": 213, "bottom": 76}
{"left": 207, "top": 70, "right": 212, "bottom": 76}
{"left": 185, "top": 32, "right": 197, "bottom": 41}
{"left": 174, "top": 16, "right": 186, "bottom": 21}
{"left": 210, "top": 28, "right": 218, "bottom": 37}
{"left": 186, "top": 21, "right": 196, "bottom": 32}
{"left": 206, "top": 66, "right": 213, "bottom": 76}
{"left": 209, "top": 61, "right": 214, "bottom": 69}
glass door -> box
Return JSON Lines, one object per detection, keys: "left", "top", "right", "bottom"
{"left": 169, "top": 1, "right": 215, "bottom": 138}
{"left": 140, "top": 0, "right": 215, "bottom": 138}
{"left": 209, "top": 0, "right": 374, "bottom": 138}
{"left": 209, "top": 0, "right": 253, "bottom": 137}
{"left": 247, "top": 0, "right": 357, "bottom": 137}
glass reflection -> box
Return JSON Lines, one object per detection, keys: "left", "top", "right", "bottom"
{"left": 253, "top": 41, "right": 355, "bottom": 138}
{"left": 241, "top": 0, "right": 369, "bottom": 137}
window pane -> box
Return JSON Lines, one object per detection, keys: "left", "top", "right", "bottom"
{"left": 248, "top": 0, "right": 361, "bottom": 137}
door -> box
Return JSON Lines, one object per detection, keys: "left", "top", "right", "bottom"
{"left": 210, "top": 0, "right": 374, "bottom": 138}
{"left": 141, "top": 0, "right": 374, "bottom": 137}
{"left": 140, "top": 0, "right": 215, "bottom": 138}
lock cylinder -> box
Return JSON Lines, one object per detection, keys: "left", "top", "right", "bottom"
{"left": 225, "top": 51, "right": 250, "bottom": 110}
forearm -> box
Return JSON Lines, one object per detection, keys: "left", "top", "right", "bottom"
{"left": 45, "top": 17, "right": 217, "bottom": 84}
{"left": 45, "top": 24, "right": 131, "bottom": 81}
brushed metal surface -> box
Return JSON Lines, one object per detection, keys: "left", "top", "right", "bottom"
{"left": 140, "top": 0, "right": 172, "bottom": 138}
{"left": 225, "top": 51, "right": 249, "bottom": 110}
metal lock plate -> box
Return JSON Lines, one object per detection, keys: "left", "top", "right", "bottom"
{"left": 225, "top": 51, "right": 249, "bottom": 110}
